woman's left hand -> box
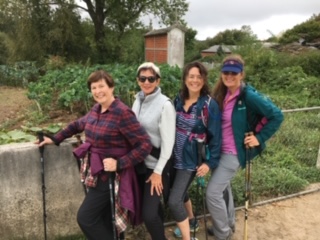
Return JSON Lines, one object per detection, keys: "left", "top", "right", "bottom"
{"left": 146, "top": 173, "right": 163, "bottom": 196}
{"left": 196, "top": 163, "right": 210, "bottom": 177}
{"left": 103, "top": 158, "right": 117, "bottom": 172}
{"left": 244, "top": 134, "right": 260, "bottom": 148}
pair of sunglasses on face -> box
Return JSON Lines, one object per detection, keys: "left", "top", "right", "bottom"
{"left": 222, "top": 72, "right": 239, "bottom": 76}
{"left": 138, "top": 76, "right": 157, "bottom": 83}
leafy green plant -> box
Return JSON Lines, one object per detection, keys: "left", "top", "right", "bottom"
{"left": 27, "top": 63, "right": 184, "bottom": 114}
{"left": 0, "top": 123, "right": 63, "bottom": 145}
{"left": 0, "top": 130, "right": 36, "bottom": 144}
{"left": 0, "top": 61, "right": 39, "bottom": 87}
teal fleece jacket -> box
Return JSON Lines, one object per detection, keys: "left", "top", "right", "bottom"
{"left": 232, "top": 84, "right": 284, "bottom": 168}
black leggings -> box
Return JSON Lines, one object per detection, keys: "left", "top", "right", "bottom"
{"left": 141, "top": 168, "right": 168, "bottom": 240}
{"left": 168, "top": 169, "right": 196, "bottom": 222}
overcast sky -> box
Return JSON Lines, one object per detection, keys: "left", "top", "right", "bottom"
{"left": 150, "top": 0, "right": 320, "bottom": 40}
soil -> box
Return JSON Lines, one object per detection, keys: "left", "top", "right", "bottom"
{"left": 165, "top": 184, "right": 320, "bottom": 240}
{"left": 0, "top": 86, "right": 77, "bottom": 130}
{"left": 1, "top": 86, "right": 320, "bottom": 240}
{"left": 0, "top": 86, "right": 33, "bottom": 129}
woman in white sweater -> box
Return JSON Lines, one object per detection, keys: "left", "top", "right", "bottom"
{"left": 132, "top": 62, "right": 176, "bottom": 240}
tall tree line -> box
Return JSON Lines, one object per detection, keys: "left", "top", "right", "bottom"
{"left": 0, "top": 0, "right": 188, "bottom": 64}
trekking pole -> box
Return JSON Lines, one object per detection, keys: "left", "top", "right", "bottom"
{"left": 196, "top": 139, "right": 208, "bottom": 240}
{"left": 203, "top": 182, "right": 208, "bottom": 240}
{"left": 243, "top": 131, "right": 253, "bottom": 240}
{"left": 75, "top": 135, "right": 87, "bottom": 195}
{"left": 37, "top": 131, "right": 47, "bottom": 240}
{"left": 108, "top": 172, "right": 118, "bottom": 240}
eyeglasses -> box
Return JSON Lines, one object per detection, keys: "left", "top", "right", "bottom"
{"left": 222, "top": 72, "right": 239, "bottom": 76}
{"left": 138, "top": 76, "right": 157, "bottom": 83}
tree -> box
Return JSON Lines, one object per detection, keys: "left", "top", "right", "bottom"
{"left": 48, "top": 3, "right": 92, "bottom": 62}
{"left": 0, "top": 0, "right": 189, "bottom": 64}
{"left": 206, "top": 25, "right": 258, "bottom": 45}
{"left": 279, "top": 14, "right": 320, "bottom": 44}
{"left": 74, "top": 0, "right": 188, "bottom": 62}
{"left": 0, "top": 0, "right": 93, "bottom": 63}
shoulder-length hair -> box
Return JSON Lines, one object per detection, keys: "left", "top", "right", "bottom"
{"left": 180, "top": 61, "right": 210, "bottom": 101}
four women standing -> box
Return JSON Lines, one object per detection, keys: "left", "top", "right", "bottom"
{"left": 37, "top": 56, "right": 283, "bottom": 240}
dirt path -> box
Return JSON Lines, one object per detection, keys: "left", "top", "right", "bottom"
{"left": 165, "top": 184, "right": 320, "bottom": 240}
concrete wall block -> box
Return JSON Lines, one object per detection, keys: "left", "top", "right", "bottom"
{"left": 0, "top": 140, "right": 85, "bottom": 239}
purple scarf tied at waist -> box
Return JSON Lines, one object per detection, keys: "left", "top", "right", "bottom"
{"left": 72, "top": 142, "right": 127, "bottom": 176}
{"left": 72, "top": 142, "right": 143, "bottom": 226}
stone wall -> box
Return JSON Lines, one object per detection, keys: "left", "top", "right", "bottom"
{"left": 0, "top": 140, "right": 85, "bottom": 240}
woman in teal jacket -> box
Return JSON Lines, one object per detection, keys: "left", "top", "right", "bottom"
{"left": 206, "top": 54, "right": 283, "bottom": 240}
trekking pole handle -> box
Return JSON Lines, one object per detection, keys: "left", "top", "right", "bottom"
{"left": 196, "top": 139, "right": 204, "bottom": 167}
{"left": 245, "top": 131, "right": 254, "bottom": 149}
{"left": 37, "top": 131, "right": 45, "bottom": 154}
{"left": 196, "top": 139, "right": 206, "bottom": 187}
{"left": 75, "top": 134, "right": 83, "bottom": 145}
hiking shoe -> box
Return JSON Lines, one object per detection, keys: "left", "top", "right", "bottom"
{"left": 173, "top": 227, "right": 182, "bottom": 238}
{"left": 214, "top": 230, "right": 233, "bottom": 240}
{"left": 189, "top": 218, "right": 199, "bottom": 233}
{"left": 207, "top": 227, "right": 214, "bottom": 236}
{"left": 173, "top": 218, "right": 199, "bottom": 238}
{"left": 207, "top": 225, "right": 235, "bottom": 236}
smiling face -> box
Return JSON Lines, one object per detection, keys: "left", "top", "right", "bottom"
{"left": 90, "top": 79, "right": 114, "bottom": 108}
{"left": 185, "top": 67, "right": 204, "bottom": 97}
{"left": 221, "top": 71, "right": 243, "bottom": 93}
{"left": 137, "top": 69, "right": 160, "bottom": 95}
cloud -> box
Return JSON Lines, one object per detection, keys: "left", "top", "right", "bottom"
{"left": 184, "top": 0, "right": 319, "bottom": 40}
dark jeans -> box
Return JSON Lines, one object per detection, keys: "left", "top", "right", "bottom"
{"left": 77, "top": 175, "right": 116, "bottom": 240}
{"left": 141, "top": 168, "right": 167, "bottom": 240}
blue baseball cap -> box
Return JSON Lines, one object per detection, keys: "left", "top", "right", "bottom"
{"left": 221, "top": 59, "right": 243, "bottom": 73}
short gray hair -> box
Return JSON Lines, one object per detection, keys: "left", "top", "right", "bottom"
{"left": 137, "top": 62, "right": 161, "bottom": 78}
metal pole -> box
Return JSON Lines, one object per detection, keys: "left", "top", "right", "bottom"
{"left": 243, "top": 132, "right": 253, "bottom": 240}
{"left": 37, "top": 131, "right": 47, "bottom": 240}
{"left": 196, "top": 139, "right": 208, "bottom": 240}
{"left": 108, "top": 173, "right": 118, "bottom": 240}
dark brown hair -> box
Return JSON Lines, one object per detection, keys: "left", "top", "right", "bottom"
{"left": 180, "top": 61, "right": 210, "bottom": 101}
{"left": 87, "top": 70, "right": 115, "bottom": 90}
{"left": 212, "top": 54, "right": 245, "bottom": 110}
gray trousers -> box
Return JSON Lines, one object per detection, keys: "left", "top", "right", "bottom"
{"left": 206, "top": 154, "right": 240, "bottom": 239}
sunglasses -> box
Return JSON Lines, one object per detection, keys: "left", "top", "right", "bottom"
{"left": 138, "top": 76, "right": 157, "bottom": 83}
{"left": 222, "top": 71, "right": 239, "bottom": 76}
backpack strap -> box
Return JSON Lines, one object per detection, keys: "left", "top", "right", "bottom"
{"left": 175, "top": 94, "right": 211, "bottom": 141}
{"left": 200, "top": 95, "right": 211, "bottom": 128}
